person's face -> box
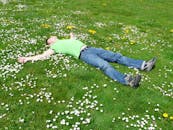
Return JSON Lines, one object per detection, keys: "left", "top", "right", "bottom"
{"left": 47, "top": 36, "right": 58, "bottom": 45}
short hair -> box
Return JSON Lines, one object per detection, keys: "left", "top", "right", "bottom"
{"left": 45, "top": 38, "right": 49, "bottom": 45}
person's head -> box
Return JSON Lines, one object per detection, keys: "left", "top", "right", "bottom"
{"left": 46, "top": 36, "right": 58, "bottom": 45}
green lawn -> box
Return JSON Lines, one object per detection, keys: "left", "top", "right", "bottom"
{"left": 0, "top": 0, "right": 173, "bottom": 129}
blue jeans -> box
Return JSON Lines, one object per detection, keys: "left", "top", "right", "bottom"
{"left": 79, "top": 47, "right": 144, "bottom": 85}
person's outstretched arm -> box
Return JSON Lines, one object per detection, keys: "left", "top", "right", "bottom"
{"left": 70, "top": 32, "right": 76, "bottom": 40}
{"left": 18, "top": 49, "right": 54, "bottom": 64}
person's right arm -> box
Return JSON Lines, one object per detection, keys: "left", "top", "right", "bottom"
{"left": 18, "top": 49, "right": 54, "bottom": 64}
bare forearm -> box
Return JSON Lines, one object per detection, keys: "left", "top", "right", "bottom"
{"left": 18, "top": 49, "right": 54, "bottom": 64}
{"left": 26, "top": 55, "right": 46, "bottom": 62}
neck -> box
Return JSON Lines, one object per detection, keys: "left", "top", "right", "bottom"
{"left": 50, "top": 39, "right": 58, "bottom": 46}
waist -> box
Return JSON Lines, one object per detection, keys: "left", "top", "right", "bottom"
{"left": 80, "top": 45, "right": 88, "bottom": 51}
{"left": 79, "top": 45, "right": 90, "bottom": 59}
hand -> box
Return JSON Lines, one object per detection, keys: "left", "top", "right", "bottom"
{"left": 70, "top": 32, "right": 74, "bottom": 36}
{"left": 18, "top": 57, "right": 28, "bottom": 64}
{"left": 70, "top": 32, "right": 76, "bottom": 39}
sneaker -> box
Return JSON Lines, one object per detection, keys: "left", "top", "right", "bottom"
{"left": 144, "top": 57, "right": 157, "bottom": 71}
{"left": 125, "top": 74, "right": 141, "bottom": 88}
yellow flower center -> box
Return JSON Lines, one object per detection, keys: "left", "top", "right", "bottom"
{"left": 163, "top": 113, "right": 169, "bottom": 118}
{"left": 66, "top": 25, "right": 75, "bottom": 30}
{"left": 88, "top": 29, "right": 96, "bottom": 34}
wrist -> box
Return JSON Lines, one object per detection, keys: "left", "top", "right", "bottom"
{"left": 25, "top": 57, "right": 30, "bottom": 62}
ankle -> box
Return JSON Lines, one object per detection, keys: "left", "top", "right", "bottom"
{"left": 140, "top": 61, "right": 146, "bottom": 70}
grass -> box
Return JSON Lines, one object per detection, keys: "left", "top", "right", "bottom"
{"left": 0, "top": 0, "right": 173, "bottom": 129}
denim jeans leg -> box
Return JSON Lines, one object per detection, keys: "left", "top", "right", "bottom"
{"left": 80, "top": 49, "right": 127, "bottom": 84}
{"left": 116, "top": 56, "right": 144, "bottom": 69}
{"left": 87, "top": 47, "right": 144, "bottom": 69}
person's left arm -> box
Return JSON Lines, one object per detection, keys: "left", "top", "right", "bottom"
{"left": 70, "top": 32, "right": 76, "bottom": 40}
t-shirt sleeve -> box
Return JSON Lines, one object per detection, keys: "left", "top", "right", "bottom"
{"left": 50, "top": 44, "right": 57, "bottom": 53}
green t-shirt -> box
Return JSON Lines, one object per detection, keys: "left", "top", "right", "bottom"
{"left": 50, "top": 39, "right": 86, "bottom": 59}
